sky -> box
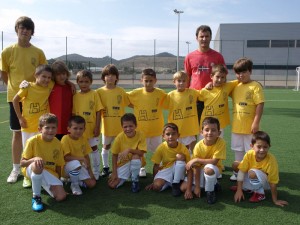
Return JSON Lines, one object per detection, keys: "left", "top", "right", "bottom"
{"left": 1, "top": 0, "right": 299, "bottom": 60}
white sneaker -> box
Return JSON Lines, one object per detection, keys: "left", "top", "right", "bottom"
{"left": 217, "top": 174, "right": 222, "bottom": 179}
{"left": 71, "top": 183, "right": 82, "bottom": 195}
{"left": 139, "top": 167, "right": 146, "bottom": 177}
{"left": 230, "top": 173, "right": 237, "bottom": 181}
{"left": 7, "top": 170, "right": 20, "bottom": 183}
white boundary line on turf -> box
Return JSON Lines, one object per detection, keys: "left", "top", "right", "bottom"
{"left": 0, "top": 106, "right": 8, "bottom": 109}
{"left": 0, "top": 120, "right": 8, "bottom": 124}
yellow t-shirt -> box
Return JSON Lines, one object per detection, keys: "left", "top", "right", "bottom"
{"left": 72, "top": 90, "right": 103, "bottom": 139}
{"left": 199, "top": 80, "right": 238, "bottom": 129}
{"left": 231, "top": 81, "right": 265, "bottom": 134}
{"left": 192, "top": 137, "right": 226, "bottom": 173}
{"left": 0, "top": 43, "right": 47, "bottom": 102}
{"left": 21, "top": 134, "right": 64, "bottom": 178}
{"left": 61, "top": 134, "right": 92, "bottom": 158}
{"left": 163, "top": 88, "right": 201, "bottom": 137}
{"left": 96, "top": 86, "right": 129, "bottom": 136}
{"left": 111, "top": 131, "right": 147, "bottom": 167}
{"left": 128, "top": 87, "right": 166, "bottom": 137}
{"left": 238, "top": 149, "right": 279, "bottom": 184}
{"left": 17, "top": 81, "right": 54, "bottom": 132}
{"left": 151, "top": 141, "right": 190, "bottom": 170}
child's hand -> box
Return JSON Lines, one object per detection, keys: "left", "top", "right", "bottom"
{"left": 19, "top": 80, "right": 30, "bottom": 89}
{"left": 108, "top": 172, "right": 118, "bottom": 185}
{"left": 145, "top": 183, "right": 154, "bottom": 191}
{"left": 251, "top": 122, "right": 259, "bottom": 134}
{"left": 118, "top": 149, "right": 130, "bottom": 161}
{"left": 184, "top": 190, "right": 194, "bottom": 200}
{"left": 274, "top": 199, "right": 289, "bottom": 207}
{"left": 204, "top": 82, "right": 213, "bottom": 90}
{"left": 33, "top": 157, "right": 44, "bottom": 169}
{"left": 234, "top": 190, "right": 244, "bottom": 203}
{"left": 186, "top": 160, "right": 194, "bottom": 170}
{"left": 19, "top": 117, "right": 27, "bottom": 128}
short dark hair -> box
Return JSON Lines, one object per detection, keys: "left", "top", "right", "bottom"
{"left": 196, "top": 25, "right": 212, "bottom": 37}
{"left": 233, "top": 57, "right": 253, "bottom": 73}
{"left": 15, "top": 16, "right": 35, "bottom": 35}
{"left": 101, "top": 64, "right": 119, "bottom": 84}
{"left": 121, "top": 113, "right": 137, "bottom": 126}
{"left": 142, "top": 68, "right": 156, "bottom": 78}
{"left": 35, "top": 65, "right": 53, "bottom": 76}
{"left": 76, "top": 70, "right": 93, "bottom": 83}
{"left": 163, "top": 123, "right": 179, "bottom": 134}
{"left": 68, "top": 115, "right": 86, "bottom": 127}
{"left": 39, "top": 113, "right": 58, "bottom": 128}
{"left": 251, "top": 131, "right": 271, "bottom": 146}
{"left": 202, "top": 117, "right": 220, "bottom": 131}
{"left": 211, "top": 64, "right": 228, "bottom": 76}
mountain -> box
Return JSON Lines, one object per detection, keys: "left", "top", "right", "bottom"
{"left": 49, "top": 52, "right": 184, "bottom": 73}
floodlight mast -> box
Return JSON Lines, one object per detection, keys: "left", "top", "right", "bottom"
{"left": 174, "top": 9, "right": 184, "bottom": 72}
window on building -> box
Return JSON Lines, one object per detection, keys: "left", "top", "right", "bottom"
{"left": 271, "top": 40, "right": 295, "bottom": 47}
{"left": 247, "top": 40, "right": 270, "bottom": 48}
{"left": 296, "top": 40, "right": 300, "bottom": 47}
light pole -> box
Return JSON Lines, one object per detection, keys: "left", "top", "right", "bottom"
{"left": 174, "top": 9, "right": 183, "bottom": 71}
{"left": 186, "top": 41, "right": 191, "bottom": 54}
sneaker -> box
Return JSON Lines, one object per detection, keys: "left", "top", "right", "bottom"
{"left": 206, "top": 191, "right": 217, "bottom": 204}
{"left": 139, "top": 167, "right": 146, "bottom": 178}
{"left": 217, "top": 174, "right": 222, "bottom": 179}
{"left": 100, "top": 167, "right": 111, "bottom": 177}
{"left": 131, "top": 181, "right": 140, "bottom": 193}
{"left": 32, "top": 196, "right": 43, "bottom": 212}
{"left": 71, "top": 183, "right": 82, "bottom": 195}
{"left": 171, "top": 183, "right": 182, "bottom": 197}
{"left": 230, "top": 173, "right": 237, "bottom": 181}
{"left": 23, "top": 177, "right": 32, "bottom": 188}
{"left": 214, "top": 182, "right": 222, "bottom": 192}
{"left": 249, "top": 192, "right": 265, "bottom": 203}
{"left": 7, "top": 170, "right": 19, "bottom": 183}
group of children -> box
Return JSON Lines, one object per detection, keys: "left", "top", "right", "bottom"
{"left": 15, "top": 57, "right": 288, "bottom": 212}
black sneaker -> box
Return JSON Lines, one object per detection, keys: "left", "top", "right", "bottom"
{"left": 214, "top": 182, "right": 222, "bottom": 192}
{"left": 100, "top": 167, "right": 111, "bottom": 177}
{"left": 131, "top": 181, "right": 140, "bottom": 193}
{"left": 171, "top": 183, "right": 182, "bottom": 197}
{"left": 206, "top": 191, "right": 217, "bottom": 204}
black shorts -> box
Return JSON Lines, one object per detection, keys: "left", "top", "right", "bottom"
{"left": 9, "top": 102, "right": 22, "bottom": 131}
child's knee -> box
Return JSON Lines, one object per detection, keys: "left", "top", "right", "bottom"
{"left": 85, "top": 179, "right": 96, "bottom": 189}
{"left": 131, "top": 154, "right": 141, "bottom": 160}
{"left": 54, "top": 190, "right": 67, "bottom": 202}
{"left": 232, "top": 161, "right": 240, "bottom": 172}
{"left": 153, "top": 179, "right": 164, "bottom": 191}
{"left": 248, "top": 170, "right": 257, "bottom": 179}
{"left": 176, "top": 153, "right": 185, "bottom": 161}
{"left": 204, "top": 167, "right": 215, "bottom": 176}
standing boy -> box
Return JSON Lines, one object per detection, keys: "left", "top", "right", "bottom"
{"left": 96, "top": 64, "right": 129, "bottom": 177}
{"left": 127, "top": 68, "right": 166, "bottom": 177}
{"left": 232, "top": 131, "right": 288, "bottom": 207}
{"left": 181, "top": 117, "right": 226, "bottom": 204}
{"left": 230, "top": 58, "right": 264, "bottom": 181}
{"left": 73, "top": 70, "right": 103, "bottom": 180}
{"left": 163, "top": 71, "right": 201, "bottom": 152}
{"left": 0, "top": 16, "right": 47, "bottom": 184}
{"left": 145, "top": 123, "right": 190, "bottom": 196}
{"left": 61, "top": 115, "right": 96, "bottom": 196}
{"left": 13, "top": 65, "right": 54, "bottom": 188}
{"left": 108, "top": 113, "right": 147, "bottom": 193}
{"left": 20, "top": 113, "right": 67, "bottom": 212}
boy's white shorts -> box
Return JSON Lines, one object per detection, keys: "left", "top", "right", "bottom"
{"left": 64, "top": 160, "right": 90, "bottom": 181}
{"left": 146, "top": 136, "right": 162, "bottom": 152}
{"left": 154, "top": 164, "right": 176, "bottom": 183}
{"left": 102, "top": 135, "right": 115, "bottom": 146}
{"left": 231, "top": 133, "right": 252, "bottom": 152}
{"left": 178, "top": 135, "right": 196, "bottom": 146}
{"left": 26, "top": 164, "right": 63, "bottom": 198}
